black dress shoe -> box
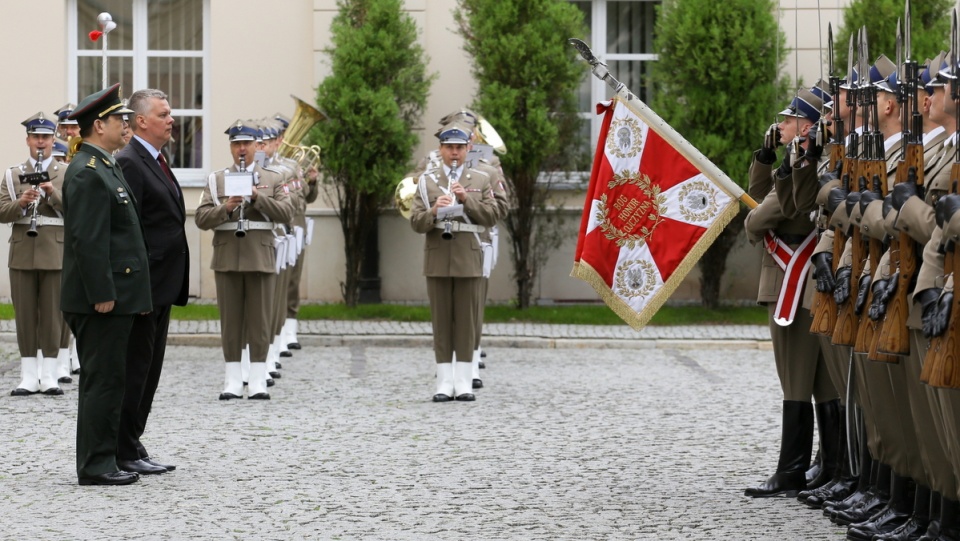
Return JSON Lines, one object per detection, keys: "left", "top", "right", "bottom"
{"left": 744, "top": 471, "right": 806, "bottom": 498}
{"left": 478, "top": 361, "right": 485, "bottom": 369}
{"left": 10, "top": 387, "right": 38, "bottom": 396}
{"left": 804, "top": 478, "right": 858, "bottom": 508}
{"left": 41, "top": 387, "right": 64, "bottom": 396}
{"left": 280, "top": 350, "right": 292, "bottom": 358}
{"left": 846, "top": 507, "right": 911, "bottom": 540}
{"left": 835, "top": 492, "right": 887, "bottom": 525}
{"left": 269, "top": 371, "right": 281, "bottom": 379}
{"left": 78, "top": 471, "right": 140, "bottom": 486}
{"left": 472, "top": 378, "right": 483, "bottom": 389}
{"left": 455, "top": 393, "right": 476, "bottom": 402}
{"left": 432, "top": 393, "right": 452, "bottom": 402}
{"left": 71, "top": 368, "right": 80, "bottom": 375}
{"left": 266, "top": 378, "right": 275, "bottom": 388}
{"left": 58, "top": 376, "right": 73, "bottom": 384}
{"left": 141, "top": 457, "right": 176, "bottom": 472}
{"left": 117, "top": 459, "right": 167, "bottom": 475}
{"left": 248, "top": 392, "right": 270, "bottom": 400}
{"left": 873, "top": 516, "right": 930, "bottom": 540}
{"left": 288, "top": 342, "right": 301, "bottom": 350}
{"left": 275, "top": 361, "right": 282, "bottom": 369}
{"left": 219, "top": 392, "right": 242, "bottom": 400}
{"left": 480, "top": 349, "right": 486, "bottom": 358}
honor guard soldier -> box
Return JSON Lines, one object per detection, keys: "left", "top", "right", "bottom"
{"left": 409, "top": 125, "right": 499, "bottom": 402}
{"left": 195, "top": 120, "right": 295, "bottom": 400}
{"left": 2, "top": 112, "right": 68, "bottom": 396}
{"left": 60, "top": 84, "right": 151, "bottom": 486}
{"left": 743, "top": 87, "right": 839, "bottom": 498}
{"left": 54, "top": 103, "right": 80, "bottom": 144}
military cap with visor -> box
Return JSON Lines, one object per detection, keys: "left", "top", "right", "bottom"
{"left": 22, "top": 112, "right": 57, "bottom": 135}
{"left": 67, "top": 83, "right": 134, "bottom": 131}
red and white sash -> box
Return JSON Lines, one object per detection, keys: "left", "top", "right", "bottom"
{"left": 763, "top": 231, "right": 818, "bottom": 326}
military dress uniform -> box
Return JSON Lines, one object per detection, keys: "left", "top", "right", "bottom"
{"left": 194, "top": 121, "right": 295, "bottom": 400}
{"left": 743, "top": 87, "right": 838, "bottom": 499}
{"left": 60, "top": 84, "right": 151, "bottom": 485}
{"left": 3, "top": 113, "right": 68, "bottom": 396}
{"left": 409, "top": 126, "right": 498, "bottom": 402}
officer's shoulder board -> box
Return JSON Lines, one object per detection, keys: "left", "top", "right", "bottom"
{"left": 87, "top": 157, "right": 98, "bottom": 169}
{"left": 466, "top": 167, "right": 490, "bottom": 178}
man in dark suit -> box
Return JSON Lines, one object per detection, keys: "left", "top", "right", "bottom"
{"left": 61, "top": 83, "right": 152, "bottom": 486}
{"left": 114, "top": 89, "right": 189, "bottom": 475}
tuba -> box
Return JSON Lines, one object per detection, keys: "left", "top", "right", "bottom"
{"left": 476, "top": 116, "right": 507, "bottom": 155}
{"left": 277, "top": 95, "right": 326, "bottom": 170}
{"left": 395, "top": 176, "right": 418, "bottom": 219}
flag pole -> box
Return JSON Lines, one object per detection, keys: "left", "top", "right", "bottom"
{"left": 97, "top": 13, "right": 117, "bottom": 88}
{"left": 569, "top": 39, "right": 758, "bottom": 210}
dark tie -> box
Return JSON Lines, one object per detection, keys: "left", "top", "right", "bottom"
{"left": 157, "top": 152, "right": 177, "bottom": 188}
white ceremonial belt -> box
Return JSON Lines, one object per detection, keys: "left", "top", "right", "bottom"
{"left": 13, "top": 216, "right": 63, "bottom": 227}
{"left": 434, "top": 221, "right": 485, "bottom": 234}
{"left": 214, "top": 220, "right": 275, "bottom": 231}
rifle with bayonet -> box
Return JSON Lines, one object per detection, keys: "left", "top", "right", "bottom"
{"left": 852, "top": 30, "right": 899, "bottom": 362}
{"left": 922, "top": 11, "right": 960, "bottom": 387}
{"left": 878, "top": 5, "right": 921, "bottom": 357}
{"left": 812, "top": 23, "right": 846, "bottom": 336}
{"left": 833, "top": 30, "right": 866, "bottom": 346}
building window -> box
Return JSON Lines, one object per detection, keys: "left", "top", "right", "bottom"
{"left": 69, "top": 0, "right": 209, "bottom": 183}
{"left": 572, "top": 0, "right": 659, "bottom": 167}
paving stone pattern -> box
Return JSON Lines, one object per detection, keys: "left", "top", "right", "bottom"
{"left": 0, "top": 333, "right": 848, "bottom": 540}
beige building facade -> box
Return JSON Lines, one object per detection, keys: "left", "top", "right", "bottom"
{"left": 0, "top": 0, "right": 912, "bottom": 306}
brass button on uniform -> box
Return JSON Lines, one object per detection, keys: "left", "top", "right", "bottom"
{"left": 125, "top": 268, "right": 131, "bottom": 274}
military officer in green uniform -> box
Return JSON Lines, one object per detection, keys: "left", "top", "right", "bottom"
{"left": 60, "top": 83, "right": 151, "bottom": 486}
{"left": 3, "top": 112, "right": 67, "bottom": 396}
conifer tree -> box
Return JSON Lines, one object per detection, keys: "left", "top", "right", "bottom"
{"left": 313, "top": 0, "right": 434, "bottom": 306}
{"left": 455, "top": 0, "right": 587, "bottom": 308}
{"left": 652, "top": 0, "right": 790, "bottom": 307}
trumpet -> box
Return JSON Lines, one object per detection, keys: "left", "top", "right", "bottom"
{"left": 19, "top": 149, "right": 49, "bottom": 238}
{"left": 236, "top": 156, "right": 247, "bottom": 238}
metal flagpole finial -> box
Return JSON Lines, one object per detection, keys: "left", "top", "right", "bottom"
{"left": 97, "top": 12, "right": 117, "bottom": 88}
{"left": 568, "top": 38, "right": 625, "bottom": 96}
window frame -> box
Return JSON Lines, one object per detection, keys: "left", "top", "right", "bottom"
{"left": 67, "top": 0, "right": 211, "bottom": 186}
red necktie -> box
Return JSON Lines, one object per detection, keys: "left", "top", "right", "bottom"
{"left": 157, "top": 152, "right": 177, "bottom": 188}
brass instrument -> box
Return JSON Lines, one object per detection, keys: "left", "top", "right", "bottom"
{"left": 277, "top": 95, "right": 326, "bottom": 171}
{"left": 19, "top": 149, "right": 49, "bottom": 238}
{"left": 67, "top": 136, "right": 83, "bottom": 163}
{"left": 476, "top": 116, "right": 507, "bottom": 155}
{"left": 236, "top": 156, "right": 247, "bottom": 238}
{"left": 395, "top": 176, "right": 418, "bottom": 219}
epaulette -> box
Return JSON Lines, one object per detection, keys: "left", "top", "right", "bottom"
{"left": 86, "top": 157, "right": 97, "bottom": 169}
{"left": 100, "top": 157, "right": 112, "bottom": 167}
{"left": 467, "top": 168, "right": 490, "bottom": 178}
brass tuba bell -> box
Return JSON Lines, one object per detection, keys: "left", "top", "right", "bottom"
{"left": 476, "top": 116, "right": 507, "bottom": 155}
{"left": 277, "top": 95, "right": 327, "bottom": 169}
{"left": 395, "top": 176, "right": 418, "bottom": 219}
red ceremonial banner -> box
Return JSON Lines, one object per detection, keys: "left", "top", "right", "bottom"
{"left": 571, "top": 98, "right": 741, "bottom": 330}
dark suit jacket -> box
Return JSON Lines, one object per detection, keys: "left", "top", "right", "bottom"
{"left": 61, "top": 142, "right": 152, "bottom": 315}
{"left": 116, "top": 138, "right": 189, "bottom": 307}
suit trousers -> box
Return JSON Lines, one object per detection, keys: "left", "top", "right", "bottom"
{"left": 64, "top": 311, "right": 134, "bottom": 478}
{"left": 906, "top": 330, "right": 956, "bottom": 494}
{"left": 426, "top": 276, "right": 480, "bottom": 364}
{"left": 117, "top": 305, "right": 172, "bottom": 461}
{"left": 769, "top": 306, "right": 836, "bottom": 402}
{"left": 858, "top": 351, "right": 922, "bottom": 475}
{"left": 214, "top": 271, "right": 276, "bottom": 362}
{"left": 10, "top": 268, "right": 62, "bottom": 357}
{"left": 273, "top": 264, "right": 289, "bottom": 336}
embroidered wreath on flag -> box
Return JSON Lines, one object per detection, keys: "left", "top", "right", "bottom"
{"left": 595, "top": 170, "right": 667, "bottom": 249}
{"left": 614, "top": 259, "right": 658, "bottom": 299}
{"left": 605, "top": 116, "right": 643, "bottom": 159}
{"left": 677, "top": 180, "right": 721, "bottom": 223}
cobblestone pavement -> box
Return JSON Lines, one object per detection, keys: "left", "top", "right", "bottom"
{"left": 0, "top": 334, "right": 849, "bottom": 540}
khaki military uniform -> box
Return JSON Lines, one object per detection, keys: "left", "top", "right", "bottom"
{"left": 409, "top": 165, "right": 498, "bottom": 364}
{"left": 195, "top": 163, "right": 295, "bottom": 364}
{"left": 0, "top": 158, "right": 65, "bottom": 358}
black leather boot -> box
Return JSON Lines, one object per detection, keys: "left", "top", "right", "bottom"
{"left": 935, "top": 497, "right": 960, "bottom": 541}
{"left": 825, "top": 437, "right": 873, "bottom": 516}
{"left": 807, "top": 449, "right": 823, "bottom": 487}
{"left": 807, "top": 400, "right": 843, "bottom": 493}
{"left": 918, "top": 492, "right": 942, "bottom": 541}
{"left": 745, "top": 401, "right": 814, "bottom": 498}
{"left": 874, "top": 484, "right": 932, "bottom": 541}
{"left": 846, "top": 474, "right": 914, "bottom": 539}
{"left": 803, "top": 422, "right": 857, "bottom": 508}
{"left": 835, "top": 462, "right": 893, "bottom": 526}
